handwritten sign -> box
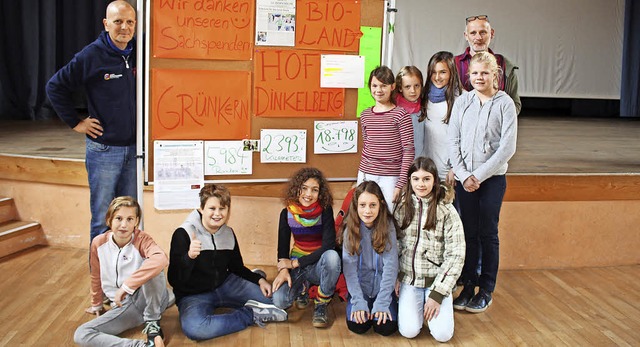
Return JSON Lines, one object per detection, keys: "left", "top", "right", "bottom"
{"left": 296, "top": 0, "right": 362, "bottom": 52}
{"left": 254, "top": 49, "right": 345, "bottom": 117}
{"left": 321, "top": 54, "right": 365, "bottom": 88}
{"left": 314, "top": 120, "right": 357, "bottom": 154}
{"left": 151, "top": 69, "right": 251, "bottom": 140}
{"left": 204, "top": 141, "right": 252, "bottom": 175}
{"left": 260, "top": 129, "right": 307, "bottom": 163}
{"left": 153, "top": 0, "right": 254, "bottom": 60}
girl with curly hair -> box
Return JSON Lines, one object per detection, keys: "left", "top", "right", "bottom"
{"left": 271, "top": 167, "right": 341, "bottom": 328}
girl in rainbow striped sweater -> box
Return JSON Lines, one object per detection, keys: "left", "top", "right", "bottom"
{"left": 272, "top": 167, "right": 341, "bottom": 328}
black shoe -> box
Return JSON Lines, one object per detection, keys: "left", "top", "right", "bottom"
{"left": 312, "top": 303, "right": 329, "bottom": 328}
{"left": 295, "top": 289, "right": 309, "bottom": 309}
{"left": 452, "top": 286, "right": 475, "bottom": 311}
{"left": 465, "top": 289, "right": 492, "bottom": 313}
{"left": 289, "top": 269, "right": 307, "bottom": 299}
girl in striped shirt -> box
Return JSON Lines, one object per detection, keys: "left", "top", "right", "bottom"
{"left": 357, "top": 66, "right": 415, "bottom": 209}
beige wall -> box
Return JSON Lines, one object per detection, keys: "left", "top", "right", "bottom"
{"left": 1, "top": 178, "right": 639, "bottom": 269}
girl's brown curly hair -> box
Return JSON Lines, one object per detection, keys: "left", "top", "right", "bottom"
{"left": 283, "top": 167, "right": 333, "bottom": 208}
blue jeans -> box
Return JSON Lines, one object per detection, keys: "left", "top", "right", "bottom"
{"left": 272, "top": 250, "right": 341, "bottom": 308}
{"left": 176, "top": 274, "right": 272, "bottom": 341}
{"left": 86, "top": 138, "right": 137, "bottom": 242}
{"left": 455, "top": 175, "right": 506, "bottom": 292}
{"left": 345, "top": 294, "right": 398, "bottom": 336}
{"left": 74, "top": 272, "right": 172, "bottom": 347}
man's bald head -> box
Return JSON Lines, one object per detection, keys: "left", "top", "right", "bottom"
{"left": 106, "top": 1, "right": 135, "bottom": 17}
{"left": 103, "top": 1, "right": 136, "bottom": 50}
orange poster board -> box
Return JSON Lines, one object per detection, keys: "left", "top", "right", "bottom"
{"left": 153, "top": 0, "right": 255, "bottom": 60}
{"left": 295, "top": 0, "right": 362, "bottom": 52}
{"left": 151, "top": 69, "right": 251, "bottom": 140}
{"left": 254, "top": 49, "right": 345, "bottom": 118}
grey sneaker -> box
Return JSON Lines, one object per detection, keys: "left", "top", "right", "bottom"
{"left": 141, "top": 320, "right": 164, "bottom": 347}
{"left": 312, "top": 303, "right": 329, "bottom": 328}
{"left": 245, "top": 300, "right": 288, "bottom": 327}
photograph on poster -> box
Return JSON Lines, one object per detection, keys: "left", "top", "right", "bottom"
{"left": 255, "top": 0, "right": 296, "bottom": 46}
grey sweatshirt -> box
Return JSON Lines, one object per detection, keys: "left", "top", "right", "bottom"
{"left": 447, "top": 90, "right": 517, "bottom": 184}
{"left": 342, "top": 219, "right": 398, "bottom": 315}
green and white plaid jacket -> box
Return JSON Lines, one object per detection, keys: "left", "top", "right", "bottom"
{"left": 394, "top": 192, "right": 465, "bottom": 304}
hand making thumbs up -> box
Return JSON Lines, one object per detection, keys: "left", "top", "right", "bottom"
{"left": 187, "top": 231, "right": 201, "bottom": 259}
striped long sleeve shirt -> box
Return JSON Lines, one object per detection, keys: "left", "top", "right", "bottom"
{"left": 358, "top": 106, "right": 415, "bottom": 189}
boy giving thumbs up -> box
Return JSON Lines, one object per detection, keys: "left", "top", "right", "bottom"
{"left": 168, "top": 184, "right": 287, "bottom": 341}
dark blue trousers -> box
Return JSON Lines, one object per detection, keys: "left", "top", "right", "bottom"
{"left": 455, "top": 175, "right": 506, "bottom": 292}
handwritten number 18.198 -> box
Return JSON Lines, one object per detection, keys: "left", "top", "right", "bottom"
{"left": 316, "top": 128, "right": 355, "bottom": 144}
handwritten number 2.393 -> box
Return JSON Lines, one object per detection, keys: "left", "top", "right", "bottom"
{"left": 262, "top": 134, "right": 300, "bottom": 154}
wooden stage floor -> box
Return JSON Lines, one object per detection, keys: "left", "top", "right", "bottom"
{"left": 1, "top": 246, "right": 639, "bottom": 346}
{"left": 0, "top": 115, "right": 639, "bottom": 174}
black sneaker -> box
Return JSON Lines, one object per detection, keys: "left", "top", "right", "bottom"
{"left": 142, "top": 320, "right": 164, "bottom": 347}
{"left": 294, "top": 281, "right": 310, "bottom": 309}
{"left": 288, "top": 269, "right": 307, "bottom": 301}
{"left": 312, "top": 303, "right": 329, "bottom": 328}
{"left": 452, "top": 286, "right": 475, "bottom": 311}
{"left": 465, "top": 289, "right": 492, "bottom": 313}
{"left": 295, "top": 292, "right": 309, "bottom": 309}
{"left": 245, "top": 300, "right": 288, "bottom": 327}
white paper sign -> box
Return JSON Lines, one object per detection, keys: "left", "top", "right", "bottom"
{"left": 260, "top": 129, "right": 307, "bottom": 163}
{"left": 314, "top": 121, "right": 358, "bottom": 154}
{"left": 204, "top": 141, "right": 252, "bottom": 175}
{"left": 255, "top": 0, "right": 296, "bottom": 46}
{"left": 320, "top": 55, "right": 365, "bottom": 88}
{"left": 153, "top": 141, "right": 204, "bottom": 210}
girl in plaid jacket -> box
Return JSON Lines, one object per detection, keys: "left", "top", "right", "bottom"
{"left": 393, "top": 157, "right": 465, "bottom": 342}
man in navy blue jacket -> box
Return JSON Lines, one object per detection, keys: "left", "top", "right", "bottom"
{"left": 46, "top": 1, "right": 138, "bottom": 243}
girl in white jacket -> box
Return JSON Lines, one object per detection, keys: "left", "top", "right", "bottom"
{"left": 75, "top": 196, "right": 173, "bottom": 347}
